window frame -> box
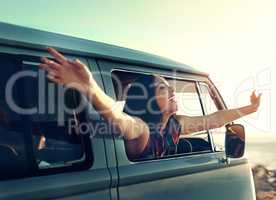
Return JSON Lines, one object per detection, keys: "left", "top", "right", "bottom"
{"left": 0, "top": 52, "right": 93, "bottom": 179}
{"left": 110, "top": 68, "right": 216, "bottom": 162}
{"left": 198, "top": 80, "right": 228, "bottom": 110}
{"left": 195, "top": 81, "right": 216, "bottom": 152}
{"left": 197, "top": 81, "right": 230, "bottom": 152}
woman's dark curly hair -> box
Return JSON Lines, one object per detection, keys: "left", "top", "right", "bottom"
{"left": 123, "top": 74, "right": 162, "bottom": 133}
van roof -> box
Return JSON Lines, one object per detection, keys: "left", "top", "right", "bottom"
{"left": 0, "top": 22, "right": 208, "bottom": 76}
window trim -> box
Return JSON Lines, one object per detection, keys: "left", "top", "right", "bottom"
{"left": 198, "top": 81, "right": 223, "bottom": 110}
{"left": 197, "top": 82, "right": 217, "bottom": 152}
{"left": 199, "top": 80, "right": 228, "bottom": 110}
{"left": 111, "top": 67, "right": 207, "bottom": 83}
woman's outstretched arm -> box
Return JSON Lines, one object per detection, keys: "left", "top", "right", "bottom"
{"left": 176, "top": 90, "right": 262, "bottom": 135}
{"left": 39, "top": 47, "right": 149, "bottom": 141}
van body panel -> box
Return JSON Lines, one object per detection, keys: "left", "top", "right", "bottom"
{"left": 88, "top": 58, "right": 119, "bottom": 200}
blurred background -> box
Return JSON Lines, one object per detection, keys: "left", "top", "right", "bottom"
{"left": 0, "top": 0, "right": 275, "bottom": 198}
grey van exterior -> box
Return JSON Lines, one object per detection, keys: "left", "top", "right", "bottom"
{"left": 0, "top": 22, "right": 256, "bottom": 200}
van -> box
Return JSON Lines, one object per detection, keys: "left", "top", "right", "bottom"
{"left": 0, "top": 22, "right": 256, "bottom": 200}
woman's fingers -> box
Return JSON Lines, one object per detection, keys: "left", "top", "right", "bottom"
{"left": 252, "top": 91, "right": 262, "bottom": 99}
{"left": 257, "top": 93, "right": 262, "bottom": 103}
{"left": 75, "top": 59, "right": 85, "bottom": 67}
{"left": 48, "top": 70, "right": 58, "bottom": 77}
{"left": 47, "top": 47, "right": 67, "bottom": 64}
{"left": 41, "top": 57, "right": 61, "bottom": 71}
{"left": 67, "top": 59, "right": 79, "bottom": 67}
{"left": 39, "top": 58, "right": 61, "bottom": 79}
{"left": 39, "top": 48, "right": 67, "bottom": 85}
{"left": 38, "top": 63, "right": 50, "bottom": 71}
{"left": 39, "top": 63, "right": 60, "bottom": 80}
{"left": 251, "top": 90, "right": 256, "bottom": 98}
{"left": 47, "top": 73, "right": 61, "bottom": 84}
{"left": 250, "top": 90, "right": 262, "bottom": 107}
{"left": 48, "top": 60, "right": 61, "bottom": 71}
{"left": 68, "top": 59, "right": 84, "bottom": 69}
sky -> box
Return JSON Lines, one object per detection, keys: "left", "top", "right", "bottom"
{"left": 0, "top": 0, "right": 275, "bottom": 134}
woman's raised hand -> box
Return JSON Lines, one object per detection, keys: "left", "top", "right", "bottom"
{"left": 39, "top": 47, "right": 94, "bottom": 94}
{"left": 250, "top": 90, "right": 262, "bottom": 111}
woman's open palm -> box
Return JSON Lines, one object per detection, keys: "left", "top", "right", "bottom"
{"left": 39, "top": 47, "right": 93, "bottom": 94}
{"left": 250, "top": 90, "right": 262, "bottom": 109}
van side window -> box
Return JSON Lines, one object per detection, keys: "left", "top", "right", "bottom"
{"left": 199, "top": 82, "right": 226, "bottom": 151}
{"left": 112, "top": 70, "right": 212, "bottom": 161}
{"left": 0, "top": 54, "right": 92, "bottom": 180}
{"left": 22, "top": 62, "right": 89, "bottom": 169}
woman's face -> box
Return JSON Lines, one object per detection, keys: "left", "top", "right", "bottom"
{"left": 154, "top": 76, "right": 178, "bottom": 115}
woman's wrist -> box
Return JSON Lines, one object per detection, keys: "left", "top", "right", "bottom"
{"left": 248, "top": 103, "right": 258, "bottom": 113}
{"left": 236, "top": 104, "right": 257, "bottom": 117}
{"left": 85, "top": 79, "right": 99, "bottom": 98}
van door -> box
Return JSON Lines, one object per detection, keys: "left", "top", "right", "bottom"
{"left": 0, "top": 46, "right": 112, "bottom": 200}
{"left": 97, "top": 59, "right": 256, "bottom": 200}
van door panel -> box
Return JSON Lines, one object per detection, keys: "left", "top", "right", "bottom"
{"left": 0, "top": 47, "right": 111, "bottom": 200}
{"left": 97, "top": 60, "right": 256, "bottom": 200}
{"left": 118, "top": 160, "right": 254, "bottom": 200}
{"left": 0, "top": 167, "right": 110, "bottom": 200}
